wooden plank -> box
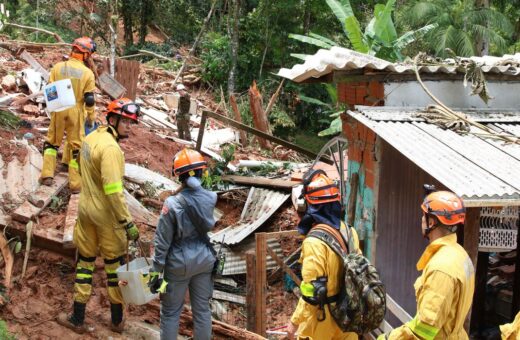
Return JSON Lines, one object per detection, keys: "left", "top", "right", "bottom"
{"left": 255, "top": 233, "right": 267, "bottom": 337}
{"left": 198, "top": 110, "right": 333, "bottom": 164}
{"left": 212, "top": 290, "right": 246, "bottom": 305}
{"left": 265, "top": 230, "right": 299, "bottom": 238}
{"left": 246, "top": 252, "right": 256, "bottom": 332}
{"left": 98, "top": 72, "right": 126, "bottom": 99}
{"left": 0, "top": 224, "right": 73, "bottom": 257}
{"left": 386, "top": 294, "right": 412, "bottom": 323}
{"left": 221, "top": 175, "right": 297, "bottom": 191}
{"left": 62, "top": 193, "right": 80, "bottom": 249}
{"left": 11, "top": 174, "right": 68, "bottom": 223}
{"left": 18, "top": 49, "right": 49, "bottom": 81}
{"left": 0, "top": 232, "right": 14, "bottom": 289}
{"left": 195, "top": 110, "right": 208, "bottom": 151}
{"left": 266, "top": 244, "right": 301, "bottom": 286}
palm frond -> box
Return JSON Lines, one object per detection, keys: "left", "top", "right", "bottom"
{"left": 450, "top": 29, "right": 475, "bottom": 57}
{"left": 470, "top": 24, "right": 507, "bottom": 52}
{"left": 288, "top": 33, "right": 335, "bottom": 49}
{"left": 408, "top": 2, "right": 442, "bottom": 26}
{"left": 466, "top": 8, "right": 514, "bottom": 36}
{"left": 299, "top": 95, "right": 332, "bottom": 108}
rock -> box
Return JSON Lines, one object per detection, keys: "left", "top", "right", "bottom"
{"left": 1, "top": 75, "right": 17, "bottom": 92}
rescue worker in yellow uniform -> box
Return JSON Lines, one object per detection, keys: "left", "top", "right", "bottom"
{"left": 287, "top": 170, "right": 361, "bottom": 340}
{"left": 500, "top": 312, "right": 520, "bottom": 340}
{"left": 40, "top": 36, "right": 97, "bottom": 192}
{"left": 56, "top": 98, "right": 141, "bottom": 334}
{"left": 379, "top": 186, "right": 475, "bottom": 340}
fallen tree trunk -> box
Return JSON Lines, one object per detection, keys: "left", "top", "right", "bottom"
{"left": 248, "top": 81, "right": 271, "bottom": 149}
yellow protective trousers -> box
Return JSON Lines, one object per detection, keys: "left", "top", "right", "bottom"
{"left": 41, "top": 106, "right": 83, "bottom": 191}
{"left": 73, "top": 206, "right": 127, "bottom": 305}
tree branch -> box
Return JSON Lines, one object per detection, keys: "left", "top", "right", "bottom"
{"left": 5, "top": 22, "right": 65, "bottom": 43}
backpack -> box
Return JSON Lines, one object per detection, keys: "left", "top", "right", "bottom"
{"left": 307, "top": 223, "right": 386, "bottom": 334}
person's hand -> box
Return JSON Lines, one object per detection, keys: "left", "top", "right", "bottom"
{"left": 124, "top": 221, "right": 139, "bottom": 241}
{"left": 286, "top": 321, "right": 297, "bottom": 340}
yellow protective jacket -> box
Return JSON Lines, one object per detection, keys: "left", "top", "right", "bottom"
{"left": 388, "top": 233, "right": 475, "bottom": 340}
{"left": 49, "top": 58, "right": 96, "bottom": 122}
{"left": 291, "top": 223, "right": 361, "bottom": 340}
{"left": 501, "top": 312, "right": 520, "bottom": 340}
{"left": 78, "top": 126, "right": 132, "bottom": 228}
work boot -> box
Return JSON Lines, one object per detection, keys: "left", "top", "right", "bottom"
{"left": 56, "top": 302, "right": 87, "bottom": 334}
{"left": 110, "top": 303, "right": 125, "bottom": 334}
{"left": 39, "top": 177, "right": 53, "bottom": 186}
{"left": 57, "top": 163, "right": 68, "bottom": 173}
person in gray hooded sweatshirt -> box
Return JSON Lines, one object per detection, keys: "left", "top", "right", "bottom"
{"left": 149, "top": 148, "right": 217, "bottom": 340}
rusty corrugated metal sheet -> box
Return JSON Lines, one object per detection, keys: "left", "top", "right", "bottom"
{"left": 348, "top": 109, "right": 520, "bottom": 206}
{"left": 211, "top": 187, "right": 290, "bottom": 245}
{"left": 217, "top": 237, "right": 284, "bottom": 276}
{"left": 277, "top": 47, "right": 520, "bottom": 83}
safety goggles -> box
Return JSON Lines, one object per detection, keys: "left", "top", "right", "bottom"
{"left": 122, "top": 103, "right": 140, "bottom": 116}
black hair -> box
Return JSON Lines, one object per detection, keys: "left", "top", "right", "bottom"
{"left": 179, "top": 169, "right": 203, "bottom": 183}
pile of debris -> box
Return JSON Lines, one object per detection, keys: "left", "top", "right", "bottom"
{"left": 0, "top": 40, "right": 334, "bottom": 338}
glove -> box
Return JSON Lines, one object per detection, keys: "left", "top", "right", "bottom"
{"left": 124, "top": 222, "right": 139, "bottom": 241}
{"left": 377, "top": 334, "right": 387, "bottom": 340}
{"left": 148, "top": 271, "right": 168, "bottom": 294}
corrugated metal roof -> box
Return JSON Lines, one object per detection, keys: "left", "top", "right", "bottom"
{"left": 277, "top": 47, "right": 520, "bottom": 83}
{"left": 348, "top": 109, "right": 520, "bottom": 206}
{"left": 211, "top": 187, "right": 290, "bottom": 245}
{"left": 217, "top": 237, "right": 284, "bottom": 276}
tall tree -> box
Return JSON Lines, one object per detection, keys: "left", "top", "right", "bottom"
{"left": 139, "top": 0, "right": 154, "bottom": 45}
{"left": 121, "top": 0, "right": 134, "bottom": 48}
{"left": 228, "top": 0, "right": 240, "bottom": 95}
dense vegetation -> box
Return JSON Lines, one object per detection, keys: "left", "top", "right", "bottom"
{"left": 1, "top": 0, "right": 518, "bottom": 143}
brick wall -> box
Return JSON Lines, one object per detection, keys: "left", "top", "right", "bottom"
{"left": 337, "top": 81, "right": 385, "bottom": 107}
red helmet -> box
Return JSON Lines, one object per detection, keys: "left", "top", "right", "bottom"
{"left": 172, "top": 148, "right": 207, "bottom": 176}
{"left": 304, "top": 172, "right": 340, "bottom": 205}
{"left": 72, "top": 37, "right": 97, "bottom": 55}
{"left": 421, "top": 191, "right": 465, "bottom": 225}
{"left": 105, "top": 98, "right": 140, "bottom": 123}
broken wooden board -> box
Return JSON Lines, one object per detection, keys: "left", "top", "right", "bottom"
{"left": 139, "top": 106, "right": 178, "bottom": 131}
{"left": 18, "top": 50, "right": 49, "bottom": 81}
{"left": 221, "top": 175, "right": 298, "bottom": 191}
{"left": 0, "top": 232, "right": 14, "bottom": 289}
{"left": 124, "top": 190, "right": 159, "bottom": 227}
{"left": 62, "top": 193, "right": 80, "bottom": 249}
{"left": 11, "top": 174, "right": 68, "bottom": 223}
{"left": 98, "top": 72, "right": 126, "bottom": 99}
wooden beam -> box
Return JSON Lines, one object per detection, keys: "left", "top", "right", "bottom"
{"left": 195, "top": 111, "right": 208, "bottom": 151}
{"left": 63, "top": 193, "right": 80, "bottom": 249}
{"left": 246, "top": 252, "right": 256, "bottom": 332}
{"left": 221, "top": 175, "right": 297, "bottom": 191}
{"left": 197, "top": 110, "right": 332, "bottom": 164}
{"left": 0, "top": 232, "right": 14, "bottom": 289}
{"left": 347, "top": 172, "right": 359, "bottom": 227}
{"left": 266, "top": 244, "right": 301, "bottom": 286}
{"left": 11, "top": 174, "right": 68, "bottom": 223}
{"left": 255, "top": 233, "right": 267, "bottom": 337}
{"left": 463, "top": 207, "right": 481, "bottom": 331}
{"left": 265, "top": 230, "right": 299, "bottom": 239}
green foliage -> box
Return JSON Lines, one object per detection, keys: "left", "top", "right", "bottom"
{"left": 0, "top": 110, "right": 21, "bottom": 130}
{"left": 201, "top": 144, "right": 235, "bottom": 191}
{"left": 200, "top": 32, "right": 231, "bottom": 87}
{"left": 401, "top": 0, "right": 514, "bottom": 57}
{"left": 0, "top": 320, "right": 15, "bottom": 340}
{"left": 290, "top": 0, "right": 436, "bottom": 61}
{"left": 49, "top": 195, "right": 66, "bottom": 213}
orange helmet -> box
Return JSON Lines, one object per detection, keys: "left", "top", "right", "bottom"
{"left": 172, "top": 148, "right": 207, "bottom": 176}
{"left": 72, "top": 37, "right": 97, "bottom": 55}
{"left": 104, "top": 98, "right": 140, "bottom": 123}
{"left": 421, "top": 190, "right": 465, "bottom": 225}
{"left": 304, "top": 172, "right": 341, "bottom": 205}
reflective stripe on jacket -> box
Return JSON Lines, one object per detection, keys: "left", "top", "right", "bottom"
{"left": 388, "top": 233, "right": 475, "bottom": 340}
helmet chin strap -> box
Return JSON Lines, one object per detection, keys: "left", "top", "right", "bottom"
{"left": 108, "top": 115, "right": 124, "bottom": 141}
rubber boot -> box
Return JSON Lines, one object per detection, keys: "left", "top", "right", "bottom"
{"left": 110, "top": 303, "right": 125, "bottom": 333}
{"left": 56, "top": 301, "right": 87, "bottom": 334}
{"left": 68, "top": 149, "right": 81, "bottom": 193}
{"left": 40, "top": 144, "right": 58, "bottom": 185}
